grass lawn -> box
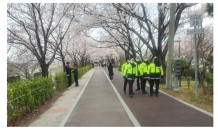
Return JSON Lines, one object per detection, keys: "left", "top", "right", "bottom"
{"left": 159, "top": 83, "right": 213, "bottom": 114}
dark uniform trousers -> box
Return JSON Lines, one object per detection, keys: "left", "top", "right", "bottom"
{"left": 74, "top": 74, "right": 79, "bottom": 86}
{"left": 123, "top": 78, "right": 128, "bottom": 92}
{"left": 149, "top": 79, "right": 160, "bottom": 95}
{"left": 128, "top": 79, "right": 134, "bottom": 94}
{"left": 67, "top": 75, "right": 72, "bottom": 87}
{"left": 136, "top": 75, "right": 141, "bottom": 89}
{"left": 110, "top": 76, "right": 113, "bottom": 80}
{"left": 141, "top": 78, "right": 147, "bottom": 92}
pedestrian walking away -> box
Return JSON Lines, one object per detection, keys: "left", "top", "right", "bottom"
{"left": 147, "top": 56, "right": 163, "bottom": 97}
{"left": 134, "top": 56, "right": 142, "bottom": 91}
{"left": 73, "top": 64, "right": 79, "bottom": 87}
{"left": 122, "top": 59, "right": 129, "bottom": 94}
{"left": 139, "top": 56, "right": 150, "bottom": 94}
{"left": 108, "top": 62, "right": 114, "bottom": 81}
{"left": 65, "top": 62, "right": 73, "bottom": 87}
{"left": 123, "top": 58, "right": 138, "bottom": 97}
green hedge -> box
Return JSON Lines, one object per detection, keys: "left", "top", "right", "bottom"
{"left": 7, "top": 65, "right": 92, "bottom": 123}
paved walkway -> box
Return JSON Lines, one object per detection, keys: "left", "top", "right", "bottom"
{"left": 29, "top": 67, "right": 213, "bottom": 127}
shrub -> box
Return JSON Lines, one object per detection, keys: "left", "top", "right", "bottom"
{"left": 7, "top": 65, "right": 92, "bottom": 123}
{"left": 205, "top": 72, "right": 213, "bottom": 85}
{"left": 189, "top": 68, "right": 195, "bottom": 80}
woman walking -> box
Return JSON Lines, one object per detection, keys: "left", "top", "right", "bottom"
{"left": 108, "top": 63, "right": 114, "bottom": 81}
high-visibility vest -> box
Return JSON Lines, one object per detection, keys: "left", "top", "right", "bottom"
{"left": 139, "top": 62, "right": 149, "bottom": 77}
{"left": 123, "top": 63, "right": 138, "bottom": 79}
{"left": 134, "top": 61, "right": 141, "bottom": 73}
{"left": 121, "top": 62, "right": 128, "bottom": 74}
{"left": 147, "top": 62, "right": 163, "bottom": 79}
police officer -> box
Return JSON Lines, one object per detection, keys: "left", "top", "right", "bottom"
{"left": 139, "top": 56, "right": 149, "bottom": 94}
{"left": 72, "top": 64, "right": 79, "bottom": 87}
{"left": 134, "top": 56, "right": 142, "bottom": 91}
{"left": 147, "top": 56, "right": 163, "bottom": 97}
{"left": 122, "top": 59, "right": 129, "bottom": 94}
{"left": 65, "top": 62, "right": 73, "bottom": 87}
{"left": 123, "top": 58, "right": 138, "bottom": 97}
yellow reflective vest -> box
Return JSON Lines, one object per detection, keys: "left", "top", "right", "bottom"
{"left": 147, "top": 62, "right": 163, "bottom": 79}
{"left": 139, "top": 62, "right": 149, "bottom": 78}
{"left": 123, "top": 63, "right": 138, "bottom": 79}
{"left": 134, "top": 61, "right": 141, "bottom": 75}
{"left": 122, "top": 62, "right": 128, "bottom": 74}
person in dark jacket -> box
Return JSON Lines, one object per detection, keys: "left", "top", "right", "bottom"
{"left": 147, "top": 56, "right": 163, "bottom": 97}
{"left": 72, "top": 65, "right": 79, "bottom": 87}
{"left": 108, "top": 63, "right": 114, "bottom": 81}
{"left": 65, "top": 62, "right": 73, "bottom": 87}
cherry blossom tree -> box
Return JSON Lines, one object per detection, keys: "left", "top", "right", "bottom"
{"left": 7, "top": 46, "right": 39, "bottom": 80}
{"left": 7, "top": 3, "right": 75, "bottom": 77}
{"left": 196, "top": 25, "right": 213, "bottom": 94}
{"left": 77, "top": 3, "right": 197, "bottom": 80}
{"left": 173, "top": 4, "right": 213, "bottom": 92}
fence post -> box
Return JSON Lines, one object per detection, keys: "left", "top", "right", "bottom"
{"left": 7, "top": 94, "right": 10, "bottom": 126}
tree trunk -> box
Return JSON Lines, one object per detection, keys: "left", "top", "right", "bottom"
{"left": 62, "top": 61, "right": 66, "bottom": 72}
{"left": 41, "top": 66, "right": 49, "bottom": 78}
{"left": 185, "top": 69, "right": 190, "bottom": 89}
{"left": 125, "top": 51, "right": 129, "bottom": 60}
{"left": 199, "top": 71, "right": 207, "bottom": 95}
{"left": 187, "top": 75, "right": 190, "bottom": 89}
{"left": 40, "top": 60, "right": 49, "bottom": 78}
{"left": 60, "top": 53, "right": 66, "bottom": 72}
{"left": 179, "top": 75, "right": 181, "bottom": 87}
{"left": 162, "top": 62, "right": 166, "bottom": 84}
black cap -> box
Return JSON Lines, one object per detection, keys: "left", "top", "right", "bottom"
{"left": 66, "top": 62, "right": 70, "bottom": 64}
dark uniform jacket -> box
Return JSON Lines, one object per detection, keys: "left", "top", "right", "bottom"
{"left": 72, "top": 68, "right": 78, "bottom": 75}
{"left": 108, "top": 64, "right": 114, "bottom": 76}
{"left": 147, "top": 62, "right": 163, "bottom": 79}
{"left": 65, "top": 66, "right": 72, "bottom": 76}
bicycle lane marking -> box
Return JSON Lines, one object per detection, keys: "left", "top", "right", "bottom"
{"left": 102, "top": 68, "right": 141, "bottom": 127}
{"left": 115, "top": 69, "right": 213, "bottom": 117}
{"left": 59, "top": 68, "right": 95, "bottom": 127}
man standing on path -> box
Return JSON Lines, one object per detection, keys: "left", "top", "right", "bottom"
{"left": 73, "top": 64, "right": 79, "bottom": 87}
{"left": 122, "top": 59, "right": 129, "bottom": 94}
{"left": 108, "top": 62, "right": 114, "bottom": 81}
{"left": 139, "top": 56, "right": 149, "bottom": 94}
{"left": 134, "top": 56, "right": 142, "bottom": 91}
{"left": 147, "top": 57, "right": 163, "bottom": 97}
{"left": 65, "top": 62, "right": 73, "bottom": 87}
{"left": 123, "top": 58, "right": 138, "bottom": 97}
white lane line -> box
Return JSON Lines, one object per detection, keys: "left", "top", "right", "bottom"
{"left": 114, "top": 69, "right": 213, "bottom": 117}
{"left": 59, "top": 68, "right": 96, "bottom": 127}
{"left": 102, "top": 68, "right": 141, "bottom": 127}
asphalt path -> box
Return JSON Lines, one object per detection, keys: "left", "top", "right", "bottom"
{"left": 61, "top": 67, "right": 213, "bottom": 127}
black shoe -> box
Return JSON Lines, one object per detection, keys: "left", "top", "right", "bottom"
{"left": 150, "top": 94, "right": 153, "bottom": 97}
{"left": 155, "top": 94, "right": 158, "bottom": 97}
{"left": 75, "top": 85, "right": 79, "bottom": 87}
{"left": 129, "top": 92, "right": 135, "bottom": 95}
{"left": 142, "top": 91, "right": 148, "bottom": 94}
{"left": 124, "top": 91, "right": 126, "bottom": 94}
{"left": 135, "top": 89, "right": 140, "bottom": 91}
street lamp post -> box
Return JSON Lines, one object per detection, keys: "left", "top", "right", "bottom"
{"left": 174, "top": 37, "right": 181, "bottom": 58}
